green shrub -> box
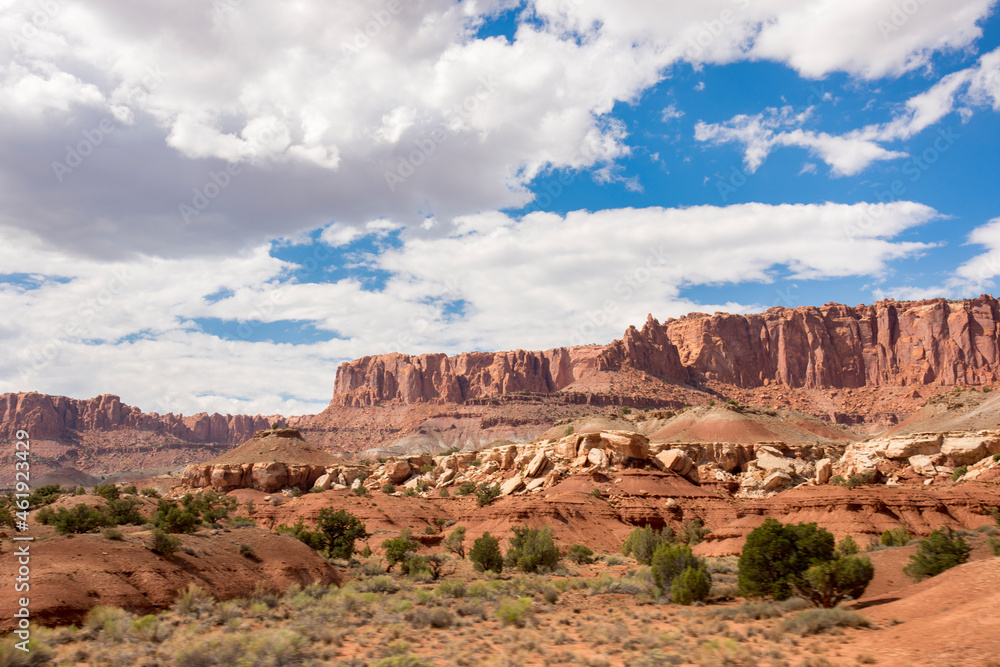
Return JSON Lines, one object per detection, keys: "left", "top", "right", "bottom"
{"left": 793, "top": 555, "right": 874, "bottom": 607}
{"left": 475, "top": 482, "right": 501, "bottom": 507}
{"left": 105, "top": 498, "right": 145, "bottom": 526}
{"left": 650, "top": 543, "right": 701, "bottom": 592}
{"left": 403, "top": 487, "right": 417, "bottom": 497}
{"left": 496, "top": 597, "right": 532, "bottom": 627}
{"left": 151, "top": 528, "right": 181, "bottom": 556}
{"left": 444, "top": 526, "right": 467, "bottom": 558}
{"left": 469, "top": 532, "right": 503, "bottom": 573}
{"left": 238, "top": 543, "right": 258, "bottom": 561}
{"left": 779, "top": 608, "right": 871, "bottom": 635}
{"left": 140, "top": 487, "right": 161, "bottom": 498}
{"left": 879, "top": 527, "right": 911, "bottom": 547}
{"left": 505, "top": 525, "right": 561, "bottom": 573}
{"left": 437, "top": 487, "right": 450, "bottom": 497}
{"left": 416, "top": 480, "right": 430, "bottom": 493}
{"left": 93, "top": 483, "right": 120, "bottom": 501}
{"left": 737, "top": 518, "right": 835, "bottom": 600}
{"left": 590, "top": 488, "right": 603, "bottom": 500}
{"left": 670, "top": 565, "right": 712, "bottom": 605}
{"left": 152, "top": 501, "right": 200, "bottom": 534}
{"left": 353, "top": 485, "right": 369, "bottom": 496}
{"left": 952, "top": 465, "right": 968, "bottom": 481}
{"left": 836, "top": 535, "right": 860, "bottom": 556}
{"left": 381, "top": 483, "right": 397, "bottom": 494}
{"left": 121, "top": 485, "right": 138, "bottom": 495}
{"left": 678, "top": 518, "right": 710, "bottom": 545}
{"left": 904, "top": 527, "right": 971, "bottom": 582}
{"left": 567, "top": 543, "right": 595, "bottom": 565}
{"left": 382, "top": 533, "right": 418, "bottom": 572}
{"left": 43, "top": 503, "right": 111, "bottom": 534}
{"left": 455, "top": 481, "right": 476, "bottom": 496}
{"left": 990, "top": 537, "right": 1000, "bottom": 556}
{"left": 27, "top": 484, "right": 62, "bottom": 507}
{"left": 103, "top": 527, "right": 124, "bottom": 540}
{"left": 621, "top": 525, "right": 673, "bottom": 565}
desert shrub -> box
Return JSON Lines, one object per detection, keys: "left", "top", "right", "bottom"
{"left": 436, "top": 579, "right": 466, "bottom": 598}
{"left": 904, "top": 527, "right": 971, "bottom": 581}
{"left": 102, "top": 527, "right": 124, "bottom": 540}
{"left": 399, "top": 553, "right": 431, "bottom": 578}
{"left": 139, "top": 487, "right": 161, "bottom": 498}
{"left": 27, "top": 484, "right": 62, "bottom": 507}
{"left": 496, "top": 597, "right": 532, "bottom": 627}
{"left": 738, "top": 518, "right": 835, "bottom": 600}
{"left": 567, "top": 543, "right": 596, "bottom": 565}
{"left": 382, "top": 532, "right": 418, "bottom": 572}
{"left": 952, "top": 465, "right": 969, "bottom": 481}
{"left": 353, "top": 485, "right": 368, "bottom": 496}
{"left": 590, "top": 488, "right": 603, "bottom": 500}
{"left": 650, "top": 543, "right": 702, "bottom": 592}
{"left": 621, "top": 525, "right": 673, "bottom": 565}
{"left": 150, "top": 528, "right": 181, "bottom": 556}
{"left": 779, "top": 608, "right": 871, "bottom": 635}
{"left": 670, "top": 565, "right": 712, "bottom": 605}
{"left": 990, "top": 537, "right": 1000, "bottom": 556}
{"left": 382, "top": 483, "right": 397, "bottom": 494}
{"left": 238, "top": 543, "right": 259, "bottom": 561}
{"left": 832, "top": 470, "right": 877, "bottom": 489}
{"left": 315, "top": 508, "right": 369, "bottom": 559}
{"left": 0, "top": 506, "right": 15, "bottom": 528}
{"left": 44, "top": 503, "right": 111, "bottom": 534}
{"left": 419, "top": 464, "right": 433, "bottom": 474}
{"left": 878, "top": 527, "right": 911, "bottom": 547}
{"left": 105, "top": 497, "right": 145, "bottom": 526}
{"left": 152, "top": 500, "right": 200, "bottom": 534}
{"left": 443, "top": 526, "right": 467, "bottom": 558}
{"left": 455, "top": 481, "right": 476, "bottom": 496}
{"left": 678, "top": 518, "right": 710, "bottom": 545}
{"left": 0, "top": 630, "right": 53, "bottom": 665}
{"left": 469, "top": 532, "right": 503, "bottom": 573}
{"left": 93, "top": 483, "right": 120, "bottom": 502}
{"left": 505, "top": 525, "right": 561, "bottom": 573}
{"left": 173, "top": 583, "right": 215, "bottom": 617}
{"left": 121, "top": 485, "right": 137, "bottom": 495}
{"left": 228, "top": 516, "right": 255, "bottom": 528}
{"left": 437, "top": 487, "right": 450, "bottom": 497}
{"left": 836, "top": 535, "right": 860, "bottom": 556}
{"left": 369, "top": 656, "right": 435, "bottom": 667}
{"left": 475, "top": 482, "right": 501, "bottom": 507}
{"left": 416, "top": 480, "right": 430, "bottom": 493}
{"left": 403, "top": 487, "right": 417, "bottom": 497}
{"left": 793, "top": 555, "right": 874, "bottom": 607}
{"left": 362, "top": 575, "right": 400, "bottom": 593}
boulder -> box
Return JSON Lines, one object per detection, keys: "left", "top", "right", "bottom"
{"left": 882, "top": 434, "right": 943, "bottom": 459}
{"left": 251, "top": 462, "right": 288, "bottom": 492}
{"left": 755, "top": 447, "right": 795, "bottom": 475}
{"left": 576, "top": 432, "right": 603, "bottom": 455}
{"left": 313, "top": 473, "right": 335, "bottom": 491}
{"left": 500, "top": 475, "right": 525, "bottom": 496}
{"left": 600, "top": 430, "right": 650, "bottom": 461}
{"left": 525, "top": 451, "right": 550, "bottom": 478}
{"left": 438, "top": 469, "right": 456, "bottom": 485}
{"left": 587, "top": 447, "right": 609, "bottom": 468}
{"left": 210, "top": 464, "right": 245, "bottom": 490}
{"left": 554, "top": 436, "right": 579, "bottom": 459}
{"left": 350, "top": 477, "right": 363, "bottom": 490}
{"left": 525, "top": 478, "right": 546, "bottom": 492}
{"left": 941, "top": 433, "right": 1000, "bottom": 465}
{"left": 762, "top": 471, "right": 792, "bottom": 491}
{"left": 482, "top": 461, "right": 499, "bottom": 475}
{"left": 407, "top": 454, "right": 434, "bottom": 471}
{"left": 182, "top": 465, "right": 211, "bottom": 488}
{"left": 908, "top": 454, "right": 940, "bottom": 476}
{"left": 815, "top": 458, "right": 832, "bottom": 485}
{"left": 385, "top": 460, "right": 412, "bottom": 484}
{"left": 501, "top": 446, "right": 518, "bottom": 469}
{"left": 656, "top": 449, "right": 693, "bottom": 477}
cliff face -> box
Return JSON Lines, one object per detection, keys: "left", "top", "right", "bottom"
{"left": 332, "top": 297, "right": 1000, "bottom": 406}
{"left": 663, "top": 296, "right": 1000, "bottom": 388}
{"left": 0, "top": 392, "right": 273, "bottom": 443}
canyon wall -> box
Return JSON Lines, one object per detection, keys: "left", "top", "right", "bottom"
{"left": 0, "top": 392, "right": 274, "bottom": 442}
{"left": 332, "top": 296, "right": 1000, "bottom": 406}
{"left": 663, "top": 296, "right": 1000, "bottom": 388}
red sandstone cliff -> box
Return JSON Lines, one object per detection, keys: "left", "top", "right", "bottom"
{"left": 663, "top": 296, "right": 1000, "bottom": 388}
{"left": 0, "top": 392, "right": 275, "bottom": 443}
{"left": 331, "top": 296, "right": 1000, "bottom": 406}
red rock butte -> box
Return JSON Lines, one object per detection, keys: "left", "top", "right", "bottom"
{"left": 332, "top": 295, "right": 1000, "bottom": 406}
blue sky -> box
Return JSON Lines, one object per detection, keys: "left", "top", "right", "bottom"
{"left": 1, "top": 0, "right": 999, "bottom": 415}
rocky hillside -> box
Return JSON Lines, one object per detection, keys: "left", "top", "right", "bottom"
{"left": 332, "top": 296, "right": 1000, "bottom": 407}
{"left": 0, "top": 392, "right": 277, "bottom": 442}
